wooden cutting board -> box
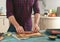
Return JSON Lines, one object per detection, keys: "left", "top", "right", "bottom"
{"left": 16, "top": 31, "right": 43, "bottom": 38}
{"left": 12, "top": 31, "right": 45, "bottom": 40}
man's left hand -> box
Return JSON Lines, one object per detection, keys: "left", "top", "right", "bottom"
{"left": 32, "top": 24, "right": 40, "bottom": 33}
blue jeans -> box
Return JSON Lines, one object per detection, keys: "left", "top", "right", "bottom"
{"left": 8, "top": 24, "right": 16, "bottom": 32}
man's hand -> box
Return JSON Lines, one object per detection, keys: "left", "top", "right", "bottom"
{"left": 32, "top": 13, "right": 40, "bottom": 33}
{"left": 8, "top": 16, "right": 24, "bottom": 34}
{"left": 16, "top": 26, "right": 24, "bottom": 34}
{"left": 32, "top": 24, "right": 40, "bottom": 33}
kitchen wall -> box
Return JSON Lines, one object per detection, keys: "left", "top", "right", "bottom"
{"left": 38, "top": 0, "right": 45, "bottom": 14}
{"left": 40, "top": 0, "right": 60, "bottom": 14}
{"left": 0, "top": 0, "right": 60, "bottom": 14}
{"left": 0, "top": 0, "right": 44, "bottom": 15}
{"left": 45, "top": 0, "right": 60, "bottom": 10}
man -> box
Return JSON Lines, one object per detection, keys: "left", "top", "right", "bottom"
{"left": 6, "top": 0, "right": 40, "bottom": 33}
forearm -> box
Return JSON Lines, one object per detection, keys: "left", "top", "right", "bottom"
{"left": 8, "top": 15, "right": 20, "bottom": 28}
{"left": 34, "top": 13, "right": 40, "bottom": 25}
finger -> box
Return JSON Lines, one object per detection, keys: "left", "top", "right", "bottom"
{"left": 22, "top": 29, "right": 24, "bottom": 32}
{"left": 34, "top": 28, "right": 38, "bottom": 33}
{"left": 20, "top": 27, "right": 24, "bottom": 32}
{"left": 20, "top": 29, "right": 24, "bottom": 33}
{"left": 32, "top": 29, "right": 36, "bottom": 33}
{"left": 17, "top": 29, "right": 22, "bottom": 34}
{"left": 19, "top": 29, "right": 24, "bottom": 34}
{"left": 16, "top": 29, "right": 19, "bottom": 34}
{"left": 19, "top": 29, "right": 23, "bottom": 33}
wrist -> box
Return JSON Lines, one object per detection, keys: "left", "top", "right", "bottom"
{"left": 14, "top": 24, "right": 21, "bottom": 29}
{"left": 34, "top": 23, "right": 38, "bottom": 26}
{"left": 33, "top": 24, "right": 39, "bottom": 27}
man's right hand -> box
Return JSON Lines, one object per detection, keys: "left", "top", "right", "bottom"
{"left": 16, "top": 26, "right": 24, "bottom": 34}
{"left": 8, "top": 16, "right": 24, "bottom": 34}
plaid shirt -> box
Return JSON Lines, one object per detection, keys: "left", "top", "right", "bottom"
{"left": 6, "top": 0, "right": 40, "bottom": 31}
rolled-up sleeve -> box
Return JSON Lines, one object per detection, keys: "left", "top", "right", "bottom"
{"left": 6, "top": 0, "right": 14, "bottom": 18}
{"left": 33, "top": 0, "right": 40, "bottom": 14}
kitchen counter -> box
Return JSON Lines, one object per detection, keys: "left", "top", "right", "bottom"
{"left": 39, "top": 16, "right": 60, "bottom": 29}
{"left": 32, "top": 15, "right": 60, "bottom": 29}
{"left": 32, "top": 15, "right": 60, "bottom": 19}
{"left": 0, "top": 30, "right": 60, "bottom": 42}
{"left": 40, "top": 16, "right": 60, "bottom": 19}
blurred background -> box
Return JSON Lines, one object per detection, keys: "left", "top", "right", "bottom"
{"left": 0, "top": 0, "right": 60, "bottom": 33}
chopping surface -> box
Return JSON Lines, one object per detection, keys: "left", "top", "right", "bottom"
{"left": 12, "top": 32, "right": 44, "bottom": 40}
{"left": 0, "top": 30, "right": 60, "bottom": 42}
